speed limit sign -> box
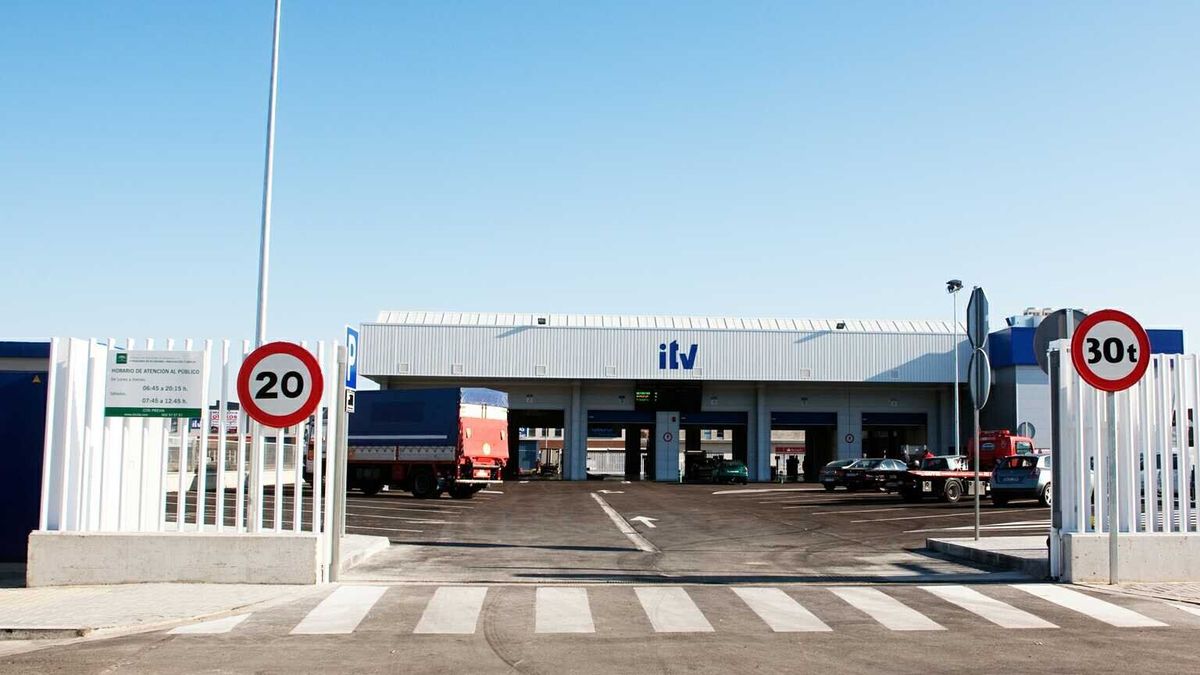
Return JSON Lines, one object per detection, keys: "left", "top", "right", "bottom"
{"left": 237, "top": 342, "right": 325, "bottom": 428}
{"left": 1070, "top": 309, "right": 1151, "bottom": 392}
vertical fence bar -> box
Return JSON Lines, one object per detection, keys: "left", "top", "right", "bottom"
{"left": 236, "top": 340, "right": 249, "bottom": 531}
{"left": 177, "top": 339, "right": 191, "bottom": 529}
{"left": 196, "top": 340, "right": 213, "bottom": 530}
{"left": 1185, "top": 355, "right": 1195, "bottom": 528}
{"left": 1158, "top": 356, "right": 1173, "bottom": 532}
{"left": 38, "top": 338, "right": 60, "bottom": 530}
{"left": 312, "top": 341, "right": 325, "bottom": 540}
{"left": 292, "top": 342, "right": 308, "bottom": 532}
{"left": 56, "top": 340, "right": 76, "bottom": 531}
{"left": 138, "top": 345, "right": 151, "bottom": 532}
{"left": 216, "top": 341, "right": 230, "bottom": 531}
{"left": 78, "top": 339, "right": 101, "bottom": 532}
{"left": 155, "top": 339, "right": 169, "bottom": 531}
{"left": 323, "top": 345, "right": 339, "bottom": 575}
{"left": 1140, "top": 365, "right": 1154, "bottom": 532}
{"left": 1172, "top": 356, "right": 1188, "bottom": 532}
{"left": 251, "top": 423, "right": 264, "bottom": 532}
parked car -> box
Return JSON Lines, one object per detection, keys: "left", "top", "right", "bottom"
{"left": 864, "top": 458, "right": 912, "bottom": 492}
{"left": 711, "top": 459, "right": 749, "bottom": 484}
{"left": 819, "top": 459, "right": 858, "bottom": 491}
{"left": 991, "top": 453, "right": 1052, "bottom": 507}
{"left": 840, "top": 458, "right": 908, "bottom": 492}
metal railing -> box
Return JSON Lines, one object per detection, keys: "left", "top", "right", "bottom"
{"left": 37, "top": 337, "right": 342, "bottom": 580}
{"left": 1055, "top": 347, "right": 1198, "bottom": 535}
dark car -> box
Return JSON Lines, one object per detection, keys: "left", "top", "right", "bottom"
{"left": 864, "top": 458, "right": 912, "bottom": 492}
{"left": 840, "top": 458, "right": 908, "bottom": 491}
{"left": 991, "top": 453, "right": 1051, "bottom": 506}
{"left": 819, "top": 459, "right": 858, "bottom": 491}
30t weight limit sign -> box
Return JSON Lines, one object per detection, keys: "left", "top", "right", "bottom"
{"left": 237, "top": 342, "right": 325, "bottom": 428}
{"left": 1070, "top": 309, "right": 1150, "bottom": 392}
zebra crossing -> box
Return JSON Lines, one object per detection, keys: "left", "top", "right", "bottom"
{"left": 169, "top": 583, "right": 1193, "bottom": 637}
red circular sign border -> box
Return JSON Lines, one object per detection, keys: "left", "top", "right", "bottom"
{"left": 236, "top": 341, "right": 325, "bottom": 428}
{"left": 1070, "top": 309, "right": 1151, "bottom": 393}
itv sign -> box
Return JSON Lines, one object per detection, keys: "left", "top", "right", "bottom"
{"left": 657, "top": 340, "right": 698, "bottom": 370}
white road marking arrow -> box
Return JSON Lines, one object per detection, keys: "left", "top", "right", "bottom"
{"left": 597, "top": 490, "right": 624, "bottom": 494}
{"left": 629, "top": 516, "right": 658, "bottom": 528}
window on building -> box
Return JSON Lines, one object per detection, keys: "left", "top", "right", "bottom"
{"left": 702, "top": 430, "right": 712, "bottom": 440}
{"left": 716, "top": 429, "right": 725, "bottom": 439}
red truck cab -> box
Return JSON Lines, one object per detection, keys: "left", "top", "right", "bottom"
{"left": 966, "top": 430, "right": 1037, "bottom": 472}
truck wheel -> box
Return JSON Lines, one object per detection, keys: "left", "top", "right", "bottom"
{"left": 1039, "top": 483, "right": 1052, "bottom": 508}
{"left": 449, "top": 485, "right": 476, "bottom": 500}
{"left": 360, "top": 481, "right": 383, "bottom": 497}
{"left": 412, "top": 470, "right": 439, "bottom": 499}
{"left": 942, "top": 480, "right": 963, "bottom": 504}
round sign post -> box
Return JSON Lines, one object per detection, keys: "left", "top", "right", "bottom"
{"left": 1070, "top": 310, "right": 1150, "bottom": 586}
{"left": 237, "top": 342, "right": 325, "bottom": 533}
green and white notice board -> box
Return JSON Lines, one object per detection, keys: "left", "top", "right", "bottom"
{"left": 104, "top": 350, "right": 204, "bottom": 418}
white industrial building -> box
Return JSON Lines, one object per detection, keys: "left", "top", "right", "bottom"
{"left": 359, "top": 311, "right": 972, "bottom": 482}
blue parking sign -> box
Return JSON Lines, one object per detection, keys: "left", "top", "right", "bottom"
{"left": 345, "top": 325, "right": 359, "bottom": 390}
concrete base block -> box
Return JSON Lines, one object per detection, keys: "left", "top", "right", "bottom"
{"left": 1062, "top": 532, "right": 1200, "bottom": 583}
{"left": 27, "top": 531, "right": 320, "bottom": 586}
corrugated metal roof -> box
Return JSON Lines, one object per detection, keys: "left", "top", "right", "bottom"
{"left": 373, "top": 311, "right": 960, "bottom": 334}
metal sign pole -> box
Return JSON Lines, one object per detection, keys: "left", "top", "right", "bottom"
{"left": 1106, "top": 391, "right": 1118, "bottom": 584}
{"left": 974, "top": 407, "right": 981, "bottom": 541}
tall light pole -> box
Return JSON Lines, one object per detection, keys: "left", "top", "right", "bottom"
{"left": 250, "top": 0, "right": 282, "bottom": 533}
{"left": 946, "top": 280, "right": 963, "bottom": 454}
{"left": 255, "top": 0, "right": 282, "bottom": 347}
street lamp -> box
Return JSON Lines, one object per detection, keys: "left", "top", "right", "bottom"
{"left": 946, "top": 279, "right": 963, "bottom": 454}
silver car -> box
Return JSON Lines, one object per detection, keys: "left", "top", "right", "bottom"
{"left": 991, "top": 453, "right": 1052, "bottom": 507}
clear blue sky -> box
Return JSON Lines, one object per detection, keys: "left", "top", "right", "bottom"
{"left": 2, "top": 1, "right": 1197, "bottom": 345}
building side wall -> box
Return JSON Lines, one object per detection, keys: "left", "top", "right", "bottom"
{"left": 361, "top": 323, "right": 968, "bottom": 384}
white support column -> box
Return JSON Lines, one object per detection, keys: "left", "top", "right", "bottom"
{"left": 565, "top": 382, "right": 586, "bottom": 480}
{"left": 840, "top": 386, "right": 859, "bottom": 458}
{"left": 654, "top": 411, "right": 680, "bottom": 482}
{"left": 753, "top": 384, "right": 770, "bottom": 482}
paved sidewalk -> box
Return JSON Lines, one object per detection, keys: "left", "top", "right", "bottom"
{"left": 0, "top": 583, "right": 317, "bottom": 637}
{"left": 1095, "top": 582, "right": 1200, "bottom": 605}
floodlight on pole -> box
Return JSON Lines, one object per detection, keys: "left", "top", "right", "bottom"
{"left": 946, "top": 280, "right": 963, "bottom": 455}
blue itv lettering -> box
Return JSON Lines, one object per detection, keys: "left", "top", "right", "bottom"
{"left": 658, "top": 340, "right": 698, "bottom": 370}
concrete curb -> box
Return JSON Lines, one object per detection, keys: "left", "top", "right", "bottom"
{"left": 926, "top": 538, "right": 1050, "bottom": 579}
{"left": 339, "top": 535, "right": 390, "bottom": 573}
{"left": 0, "top": 627, "right": 91, "bottom": 640}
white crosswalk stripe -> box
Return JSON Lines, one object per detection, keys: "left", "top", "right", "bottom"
{"left": 1012, "top": 584, "right": 1167, "bottom": 628}
{"left": 830, "top": 587, "right": 944, "bottom": 631}
{"left": 414, "top": 586, "right": 488, "bottom": 634}
{"left": 169, "top": 614, "right": 251, "bottom": 635}
{"left": 635, "top": 587, "right": 714, "bottom": 633}
{"left": 164, "top": 583, "right": 1183, "bottom": 637}
{"left": 920, "top": 585, "right": 1057, "bottom": 629}
{"left": 733, "top": 588, "right": 831, "bottom": 632}
{"left": 291, "top": 585, "right": 387, "bottom": 635}
{"left": 536, "top": 588, "right": 595, "bottom": 634}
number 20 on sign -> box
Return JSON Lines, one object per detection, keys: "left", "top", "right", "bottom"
{"left": 237, "top": 342, "right": 325, "bottom": 428}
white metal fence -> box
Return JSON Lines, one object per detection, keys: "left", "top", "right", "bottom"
{"left": 38, "top": 337, "right": 341, "bottom": 579}
{"left": 1055, "top": 346, "right": 1198, "bottom": 535}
